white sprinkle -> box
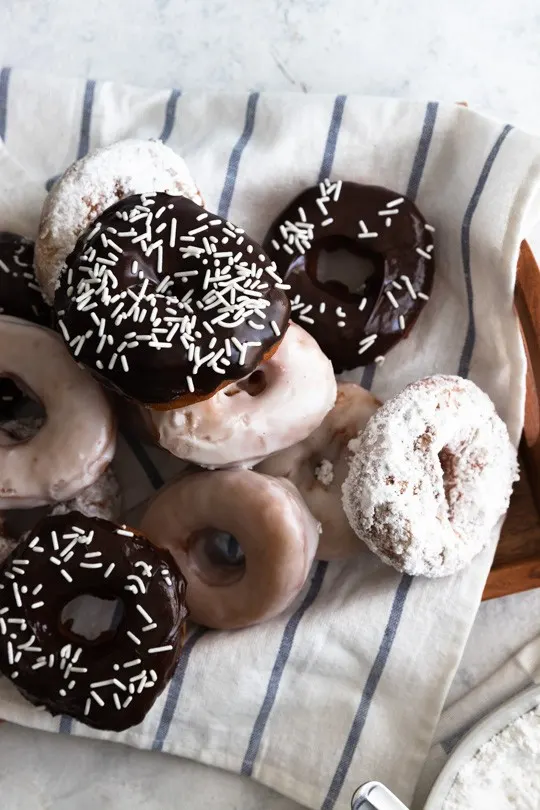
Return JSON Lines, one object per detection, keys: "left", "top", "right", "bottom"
{"left": 32, "top": 584, "right": 43, "bottom": 596}
{"left": 121, "top": 355, "right": 129, "bottom": 373}
{"left": 113, "top": 693, "right": 122, "bottom": 711}
{"left": 12, "top": 584, "right": 21, "bottom": 608}
{"left": 385, "top": 217, "right": 392, "bottom": 227}
{"left": 84, "top": 698, "right": 91, "bottom": 716}
{"left": 127, "top": 631, "right": 141, "bottom": 645}
{"left": 124, "top": 659, "right": 142, "bottom": 668}
{"left": 427, "top": 244, "right": 434, "bottom": 252}
{"left": 358, "top": 297, "right": 367, "bottom": 312}
{"left": 337, "top": 321, "right": 346, "bottom": 328}
{"left": 31, "top": 601, "right": 45, "bottom": 609}
{"left": 60, "top": 570, "right": 73, "bottom": 583}
{"left": 270, "top": 320, "right": 281, "bottom": 337}
{"left": 400, "top": 275, "right": 417, "bottom": 300}
{"left": 425, "top": 223, "right": 435, "bottom": 232}
{"left": 116, "top": 528, "right": 134, "bottom": 538}
{"left": 336, "top": 307, "right": 346, "bottom": 318}
{"left": 271, "top": 239, "right": 280, "bottom": 251}
{"left": 70, "top": 667, "right": 88, "bottom": 674}
{"left": 90, "top": 679, "right": 115, "bottom": 688}
{"left": 32, "top": 661, "right": 47, "bottom": 670}
{"left": 375, "top": 355, "right": 385, "bottom": 365}
{"left": 187, "top": 375, "right": 195, "bottom": 393}
{"left": 417, "top": 291, "right": 430, "bottom": 301}
{"left": 385, "top": 290, "right": 399, "bottom": 309}
{"left": 386, "top": 197, "right": 404, "bottom": 208}
{"left": 321, "top": 218, "right": 334, "bottom": 227}
{"left": 299, "top": 314, "right": 315, "bottom": 324}
{"left": 136, "top": 605, "right": 153, "bottom": 623}
{"left": 188, "top": 224, "right": 209, "bottom": 236}
{"left": 378, "top": 209, "right": 398, "bottom": 216}
{"left": 29, "top": 538, "right": 41, "bottom": 549}
{"left": 148, "top": 645, "right": 173, "bottom": 654}
{"left": 359, "top": 220, "right": 368, "bottom": 234}
{"left": 392, "top": 281, "right": 403, "bottom": 290}
{"left": 123, "top": 696, "right": 133, "bottom": 709}
{"left": 358, "top": 231, "right": 378, "bottom": 239}
{"left": 60, "top": 540, "right": 78, "bottom": 558}
{"left": 91, "top": 690, "right": 105, "bottom": 707}
{"left": 7, "top": 641, "right": 13, "bottom": 665}
{"left": 79, "top": 562, "right": 103, "bottom": 569}
{"left": 142, "top": 623, "right": 158, "bottom": 632}
{"left": 399, "top": 314, "right": 406, "bottom": 330}
{"left": 316, "top": 198, "right": 329, "bottom": 216}
{"left": 416, "top": 247, "right": 432, "bottom": 260}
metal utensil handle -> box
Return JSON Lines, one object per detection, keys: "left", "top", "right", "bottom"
{"left": 351, "top": 781, "right": 410, "bottom": 810}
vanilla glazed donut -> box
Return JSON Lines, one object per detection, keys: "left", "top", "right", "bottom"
{"left": 53, "top": 192, "right": 290, "bottom": 407}
{"left": 146, "top": 322, "right": 337, "bottom": 468}
{"left": 36, "top": 139, "right": 204, "bottom": 303}
{"left": 342, "top": 375, "right": 519, "bottom": 577}
{"left": 140, "top": 470, "right": 321, "bottom": 629}
{"left": 0, "top": 512, "right": 188, "bottom": 731}
{"left": 0, "top": 316, "right": 116, "bottom": 509}
{"left": 257, "top": 383, "right": 380, "bottom": 559}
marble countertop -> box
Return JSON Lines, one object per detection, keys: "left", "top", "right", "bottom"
{"left": 1, "top": 1, "right": 540, "bottom": 808}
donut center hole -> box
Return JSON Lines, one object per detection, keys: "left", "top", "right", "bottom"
{"left": 225, "top": 370, "right": 267, "bottom": 398}
{"left": 0, "top": 375, "right": 46, "bottom": 444}
{"left": 60, "top": 594, "right": 124, "bottom": 642}
{"left": 187, "top": 528, "right": 245, "bottom": 587}
{"left": 313, "top": 237, "right": 380, "bottom": 295}
{"left": 438, "top": 447, "right": 458, "bottom": 506}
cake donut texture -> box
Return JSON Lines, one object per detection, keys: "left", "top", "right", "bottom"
{"left": 342, "top": 375, "right": 518, "bottom": 577}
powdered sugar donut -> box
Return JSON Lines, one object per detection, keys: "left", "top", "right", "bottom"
{"left": 257, "top": 383, "right": 380, "bottom": 559}
{"left": 0, "top": 316, "right": 116, "bottom": 508}
{"left": 342, "top": 375, "right": 518, "bottom": 577}
{"left": 146, "top": 323, "right": 337, "bottom": 468}
{"left": 35, "top": 139, "right": 203, "bottom": 303}
{"left": 140, "top": 469, "right": 321, "bottom": 629}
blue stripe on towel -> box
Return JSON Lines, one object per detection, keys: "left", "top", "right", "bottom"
{"left": 321, "top": 576, "right": 412, "bottom": 810}
{"left": 458, "top": 123, "right": 513, "bottom": 378}
{"left": 360, "top": 101, "right": 439, "bottom": 391}
{"left": 59, "top": 715, "right": 73, "bottom": 734}
{"left": 152, "top": 626, "right": 207, "bottom": 751}
{"left": 150, "top": 92, "right": 262, "bottom": 750}
{"left": 323, "top": 102, "right": 439, "bottom": 808}
{"left": 0, "top": 67, "right": 11, "bottom": 141}
{"left": 241, "top": 562, "right": 328, "bottom": 776}
{"left": 318, "top": 95, "right": 347, "bottom": 181}
{"left": 45, "top": 78, "right": 96, "bottom": 191}
{"left": 217, "top": 92, "right": 259, "bottom": 219}
{"left": 159, "top": 88, "right": 182, "bottom": 143}
{"left": 121, "top": 428, "right": 165, "bottom": 490}
{"left": 240, "top": 96, "right": 347, "bottom": 775}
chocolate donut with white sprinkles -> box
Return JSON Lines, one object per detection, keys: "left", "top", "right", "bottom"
{"left": 0, "top": 233, "right": 51, "bottom": 327}
{"left": 54, "top": 193, "right": 291, "bottom": 406}
{"left": 264, "top": 181, "right": 434, "bottom": 371}
{"left": 0, "top": 511, "right": 188, "bottom": 731}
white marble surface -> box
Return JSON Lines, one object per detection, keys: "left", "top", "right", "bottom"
{"left": 1, "top": 1, "right": 540, "bottom": 808}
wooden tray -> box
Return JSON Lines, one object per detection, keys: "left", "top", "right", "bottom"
{"left": 483, "top": 241, "right": 540, "bottom": 599}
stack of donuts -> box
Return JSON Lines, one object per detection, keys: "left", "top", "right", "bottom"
{"left": 0, "top": 139, "right": 518, "bottom": 731}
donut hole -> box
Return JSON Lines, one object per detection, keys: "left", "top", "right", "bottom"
{"left": 0, "top": 375, "right": 46, "bottom": 444}
{"left": 60, "top": 594, "right": 124, "bottom": 643}
{"left": 438, "top": 447, "right": 459, "bottom": 506}
{"left": 187, "top": 528, "right": 246, "bottom": 586}
{"left": 224, "top": 370, "right": 267, "bottom": 398}
{"left": 312, "top": 236, "right": 382, "bottom": 295}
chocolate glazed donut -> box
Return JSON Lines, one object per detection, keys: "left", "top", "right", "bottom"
{"left": 54, "top": 193, "right": 291, "bottom": 407}
{"left": 0, "top": 233, "right": 52, "bottom": 327}
{"left": 264, "top": 180, "right": 435, "bottom": 371}
{"left": 0, "top": 512, "right": 188, "bottom": 731}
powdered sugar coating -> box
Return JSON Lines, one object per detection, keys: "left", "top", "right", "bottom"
{"left": 342, "top": 375, "right": 519, "bottom": 577}
{"left": 36, "top": 139, "right": 203, "bottom": 303}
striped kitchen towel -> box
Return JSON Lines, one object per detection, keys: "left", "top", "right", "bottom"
{"left": 0, "top": 68, "right": 539, "bottom": 810}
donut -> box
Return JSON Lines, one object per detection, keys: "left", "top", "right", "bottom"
{"left": 342, "top": 375, "right": 518, "bottom": 577}
{"left": 53, "top": 192, "right": 291, "bottom": 407}
{"left": 0, "top": 232, "right": 51, "bottom": 326}
{"left": 140, "top": 470, "right": 321, "bottom": 630}
{"left": 264, "top": 180, "right": 434, "bottom": 371}
{"left": 145, "top": 322, "right": 337, "bottom": 468}
{"left": 0, "top": 317, "right": 116, "bottom": 509}
{"left": 0, "top": 511, "right": 188, "bottom": 731}
{"left": 36, "top": 138, "right": 204, "bottom": 303}
{"left": 257, "top": 382, "right": 380, "bottom": 559}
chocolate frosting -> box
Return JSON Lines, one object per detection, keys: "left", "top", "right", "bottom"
{"left": 264, "top": 181, "right": 435, "bottom": 371}
{"left": 54, "top": 193, "right": 291, "bottom": 406}
{"left": 0, "top": 233, "right": 52, "bottom": 327}
{"left": 0, "top": 511, "right": 188, "bottom": 731}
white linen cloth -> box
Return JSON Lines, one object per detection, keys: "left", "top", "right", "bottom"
{"left": 0, "top": 68, "right": 539, "bottom": 810}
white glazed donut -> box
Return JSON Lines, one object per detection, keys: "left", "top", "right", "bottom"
{"left": 140, "top": 469, "right": 321, "bottom": 629}
{"left": 146, "top": 322, "right": 337, "bottom": 468}
{"left": 50, "top": 467, "right": 122, "bottom": 522}
{"left": 35, "top": 138, "right": 203, "bottom": 303}
{"left": 342, "top": 375, "right": 519, "bottom": 577}
{"left": 0, "top": 316, "right": 116, "bottom": 508}
{"left": 257, "top": 383, "right": 380, "bottom": 559}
